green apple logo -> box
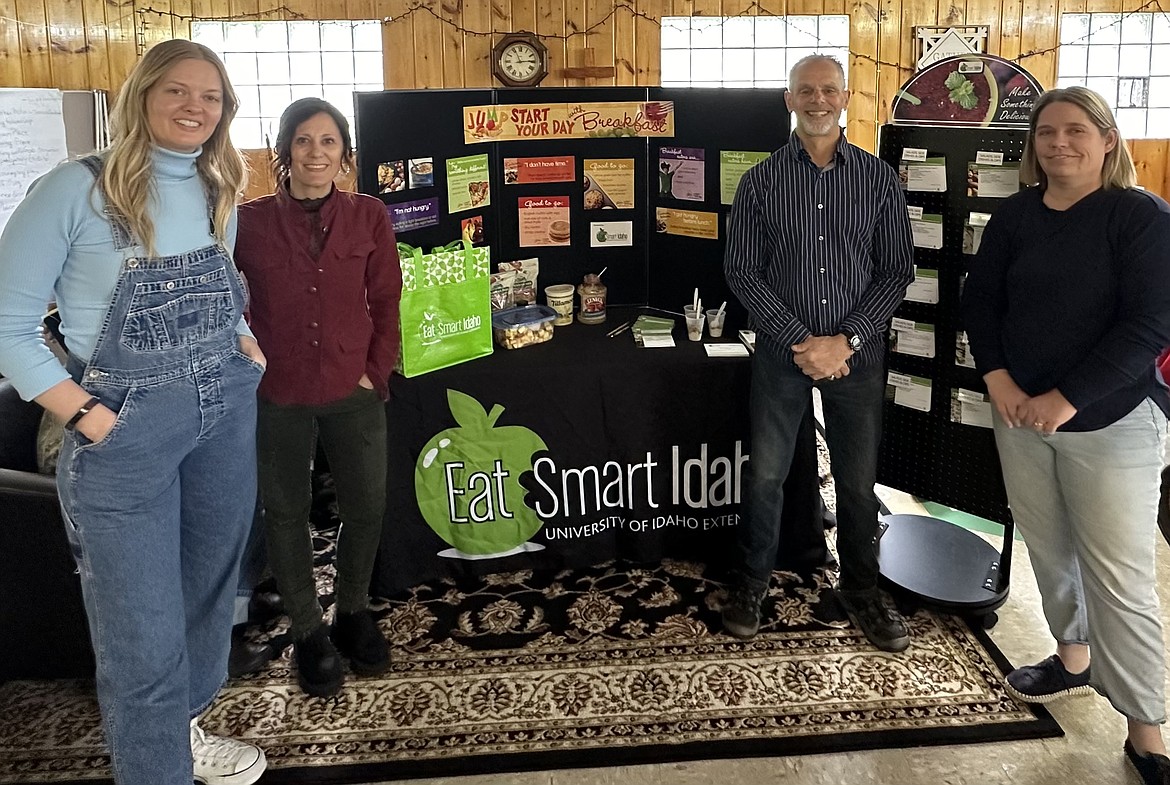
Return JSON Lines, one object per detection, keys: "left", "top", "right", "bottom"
{"left": 595, "top": 227, "right": 608, "bottom": 242}
{"left": 415, "top": 389, "right": 547, "bottom": 557}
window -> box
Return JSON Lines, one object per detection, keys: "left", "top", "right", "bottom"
{"left": 192, "top": 20, "right": 383, "bottom": 149}
{"left": 660, "top": 15, "right": 850, "bottom": 88}
{"left": 1055, "top": 12, "right": 1170, "bottom": 139}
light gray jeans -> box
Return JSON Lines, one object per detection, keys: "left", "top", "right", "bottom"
{"left": 993, "top": 398, "right": 1167, "bottom": 725}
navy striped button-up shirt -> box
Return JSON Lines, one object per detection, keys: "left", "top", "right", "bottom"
{"left": 724, "top": 131, "right": 914, "bottom": 369}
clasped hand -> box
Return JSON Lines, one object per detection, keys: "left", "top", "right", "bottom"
{"left": 792, "top": 335, "right": 852, "bottom": 381}
{"left": 983, "top": 370, "right": 1076, "bottom": 435}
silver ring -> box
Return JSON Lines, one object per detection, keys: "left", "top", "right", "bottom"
{"left": 1033, "top": 421, "right": 1044, "bottom": 427}
{"left": 828, "top": 374, "right": 837, "bottom": 381}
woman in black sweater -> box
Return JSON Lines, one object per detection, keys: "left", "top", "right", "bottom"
{"left": 962, "top": 86, "right": 1170, "bottom": 785}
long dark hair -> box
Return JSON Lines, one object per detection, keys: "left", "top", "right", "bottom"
{"left": 270, "top": 97, "right": 354, "bottom": 184}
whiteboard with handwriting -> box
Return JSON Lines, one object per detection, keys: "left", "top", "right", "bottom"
{"left": 0, "top": 89, "right": 69, "bottom": 235}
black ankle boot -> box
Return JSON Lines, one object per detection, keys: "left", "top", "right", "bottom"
{"left": 332, "top": 610, "right": 390, "bottom": 676}
{"left": 293, "top": 624, "right": 343, "bottom": 697}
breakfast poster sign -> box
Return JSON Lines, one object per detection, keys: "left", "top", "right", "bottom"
{"left": 518, "top": 196, "right": 571, "bottom": 247}
{"left": 464, "top": 101, "right": 675, "bottom": 144}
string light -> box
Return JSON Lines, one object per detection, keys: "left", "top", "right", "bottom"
{"left": 131, "top": 0, "right": 1169, "bottom": 73}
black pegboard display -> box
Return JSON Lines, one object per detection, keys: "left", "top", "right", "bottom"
{"left": 876, "top": 124, "right": 1028, "bottom": 526}
{"left": 354, "top": 88, "right": 788, "bottom": 313}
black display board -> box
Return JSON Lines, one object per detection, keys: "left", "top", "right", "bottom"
{"left": 354, "top": 87, "right": 789, "bottom": 321}
{"left": 877, "top": 124, "right": 1026, "bottom": 526}
{"left": 647, "top": 87, "right": 790, "bottom": 324}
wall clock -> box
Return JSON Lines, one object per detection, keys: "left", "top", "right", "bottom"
{"left": 492, "top": 32, "right": 549, "bottom": 88}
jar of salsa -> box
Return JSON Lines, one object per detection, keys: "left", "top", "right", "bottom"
{"left": 577, "top": 273, "right": 607, "bottom": 324}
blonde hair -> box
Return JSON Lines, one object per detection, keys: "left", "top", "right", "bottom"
{"left": 104, "top": 39, "right": 246, "bottom": 254}
{"left": 1021, "top": 86, "right": 1136, "bottom": 190}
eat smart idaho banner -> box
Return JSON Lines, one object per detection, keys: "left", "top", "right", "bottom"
{"left": 464, "top": 101, "right": 675, "bottom": 144}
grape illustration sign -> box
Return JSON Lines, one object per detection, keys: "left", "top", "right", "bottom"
{"left": 415, "top": 390, "right": 548, "bottom": 559}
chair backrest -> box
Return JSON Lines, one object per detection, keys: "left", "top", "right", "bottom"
{"left": 0, "top": 379, "right": 43, "bottom": 473}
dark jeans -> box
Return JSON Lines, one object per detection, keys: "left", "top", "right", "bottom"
{"left": 257, "top": 386, "right": 387, "bottom": 638}
{"left": 738, "top": 343, "right": 885, "bottom": 592}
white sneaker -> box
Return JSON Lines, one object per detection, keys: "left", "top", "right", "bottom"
{"left": 190, "top": 719, "right": 267, "bottom": 785}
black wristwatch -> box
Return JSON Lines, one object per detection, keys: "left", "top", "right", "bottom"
{"left": 842, "top": 330, "right": 862, "bottom": 352}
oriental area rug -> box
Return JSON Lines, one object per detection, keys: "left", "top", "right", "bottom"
{"left": 0, "top": 548, "right": 1060, "bottom": 784}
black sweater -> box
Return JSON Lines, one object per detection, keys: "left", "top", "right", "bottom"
{"left": 961, "top": 185, "right": 1170, "bottom": 431}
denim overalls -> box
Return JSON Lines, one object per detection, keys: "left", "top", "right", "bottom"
{"left": 56, "top": 156, "right": 263, "bottom": 784}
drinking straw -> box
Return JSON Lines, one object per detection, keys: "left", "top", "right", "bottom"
{"left": 692, "top": 288, "right": 699, "bottom": 313}
{"left": 598, "top": 266, "right": 608, "bottom": 278}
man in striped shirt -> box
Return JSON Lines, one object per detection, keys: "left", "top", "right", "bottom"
{"left": 721, "top": 55, "right": 914, "bottom": 651}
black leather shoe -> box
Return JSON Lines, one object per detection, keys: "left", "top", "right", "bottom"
{"left": 294, "top": 624, "right": 344, "bottom": 697}
{"left": 247, "top": 590, "right": 284, "bottom": 624}
{"left": 228, "top": 633, "right": 274, "bottom": 678}
{"left": 332, "top": 610, "right": 391, "bottom": 676}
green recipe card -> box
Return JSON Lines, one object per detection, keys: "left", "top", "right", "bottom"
{"left": 447, "top": 154, "right": 490, "bottom": 213}
{"left": 720, "top": 151, "right": 770, "bottom": 204}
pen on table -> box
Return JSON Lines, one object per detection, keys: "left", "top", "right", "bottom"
{"left": 607, "top": 320, "right": 633, "bottom": 338}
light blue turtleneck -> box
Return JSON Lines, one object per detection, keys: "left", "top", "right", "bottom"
{"left": 0, "top": 146, "right": 244, "bottom": 400}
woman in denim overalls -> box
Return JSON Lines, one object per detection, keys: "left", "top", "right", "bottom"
{"left": 0, "top": 41, "right": 267, "bottom": 785}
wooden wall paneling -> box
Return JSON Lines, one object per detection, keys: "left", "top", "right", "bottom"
{"left": 1019, "top": 0, "right": 1058, "bottom": 86}
{"left": 512, "top": 0, "right": 537, "bottom": 33}
{"left": 613, "top": 0, "right": 636, "bottom": 83}
{"left": 15, "top": 0, "right": 51, "bottom": 85}
{"left": 1130, "top": 139, "right": 1170, "bottom": 196}
{"left": 998, "top": 0, "right": 1021, "bottom": 58}
{"left": 139, "top": 1, "right": 174, "bottom": 55}
{"left": 941, "top": 0, "right": 966, "bottom": 25}
{"left": 848, "top": 0, "right": 879, "bottom": 150}
{"left": 877, "top": 0, "right": 902, "bottom": 131}
{"left": 965, "top": 0, "right": 1001, "bottom": 62}
{"left": 461, "top": 0, "right": 492, "bottom": 86}
{"left": 824, "top": 0, "right": 847, "bottom": 16}
{"left": 894, "top": 0, "right": 938, "bottom": 127}
{"left": 790, "top": 0, "right": 826, "bottom": 16}
{"left": 1, "top": 0, "right": 26, "bottom": 84}
{"left": 439, "top": 0, "right": 464, "bottom": 88}
{"left": 383, "top": 1, "right": 415, "bottom": 89}
{"left": 584, "top": 0, "right": 616, "bottom": 85}
{"left": 79, "top": 0, "right": 110, "bottom": 89}
{"left": 410, "top": 0, "right": 443, "bottom": 87}
{"left": 633, "top": 0, "right": 659, "bottom": 84}
{"left": 536, "top": 0, "right": 566, "bottom": 86}
{"left": 563, "top": 0, "right": 586, "bottom": 84}
{"left": 46, "top": 0, "right": 90, "bottom": 88}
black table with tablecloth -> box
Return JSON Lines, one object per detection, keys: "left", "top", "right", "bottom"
{"left": 371, "top": 307, "right": 826, "bottom": 596}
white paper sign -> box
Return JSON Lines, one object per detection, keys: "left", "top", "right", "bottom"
{"left": 901, "top": 157, "right": 948, "bottom": 192}
{"left": 967, "top": 162, "right": 1021, "bottom": 198}
{"left": 641, "top": 334, "right": 676, "bottom": 348}
{"left": 975, "top": 150, "right": 1005, "bottom": 165}
{"left": 891, "top": 322, "right": 936, "bottom": 358}
{"left": 704, "top": 343, "right": 750, "bottom": 357}
{"left": 901, "top": 147, "right": 929, "bottom": 161}
{"left": 951, "top": 389, "right": 994, "bottom": 428}
{"left": 911, "top": 215, "right": 944, "bottom": 250}
{"left": 0, "top": 89, "right": 68, "bottom": 234}
{"left": 888, "top": 372, "right": 932, "bottom": 412}
{"left": 905, "top": 268, "right": 940, "bottom": 304}
{"left": 907, "top": 205, "right": 924, "bottom": 220}
{"left": 589, "top": 221, "right": 634, "bottom": 247}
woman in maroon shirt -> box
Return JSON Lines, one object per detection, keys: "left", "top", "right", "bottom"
{"left": 235, "top": 97, "right": 402, "bottom": 698}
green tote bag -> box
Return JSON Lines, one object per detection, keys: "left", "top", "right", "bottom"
{"left": 396, "top": 239, "right": 493, "bottom": 377}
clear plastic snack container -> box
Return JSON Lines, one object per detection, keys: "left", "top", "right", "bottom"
{"left": 492, "top": 304, "right": 557, "bottom": 350}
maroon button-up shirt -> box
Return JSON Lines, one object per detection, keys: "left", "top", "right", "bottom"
{"left": 235, "top": 185, "right": 402, "bottom": 406}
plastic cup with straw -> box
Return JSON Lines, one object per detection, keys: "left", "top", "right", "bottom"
{"left": 706, "top": 300, "right": 727, "bottom": 338}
